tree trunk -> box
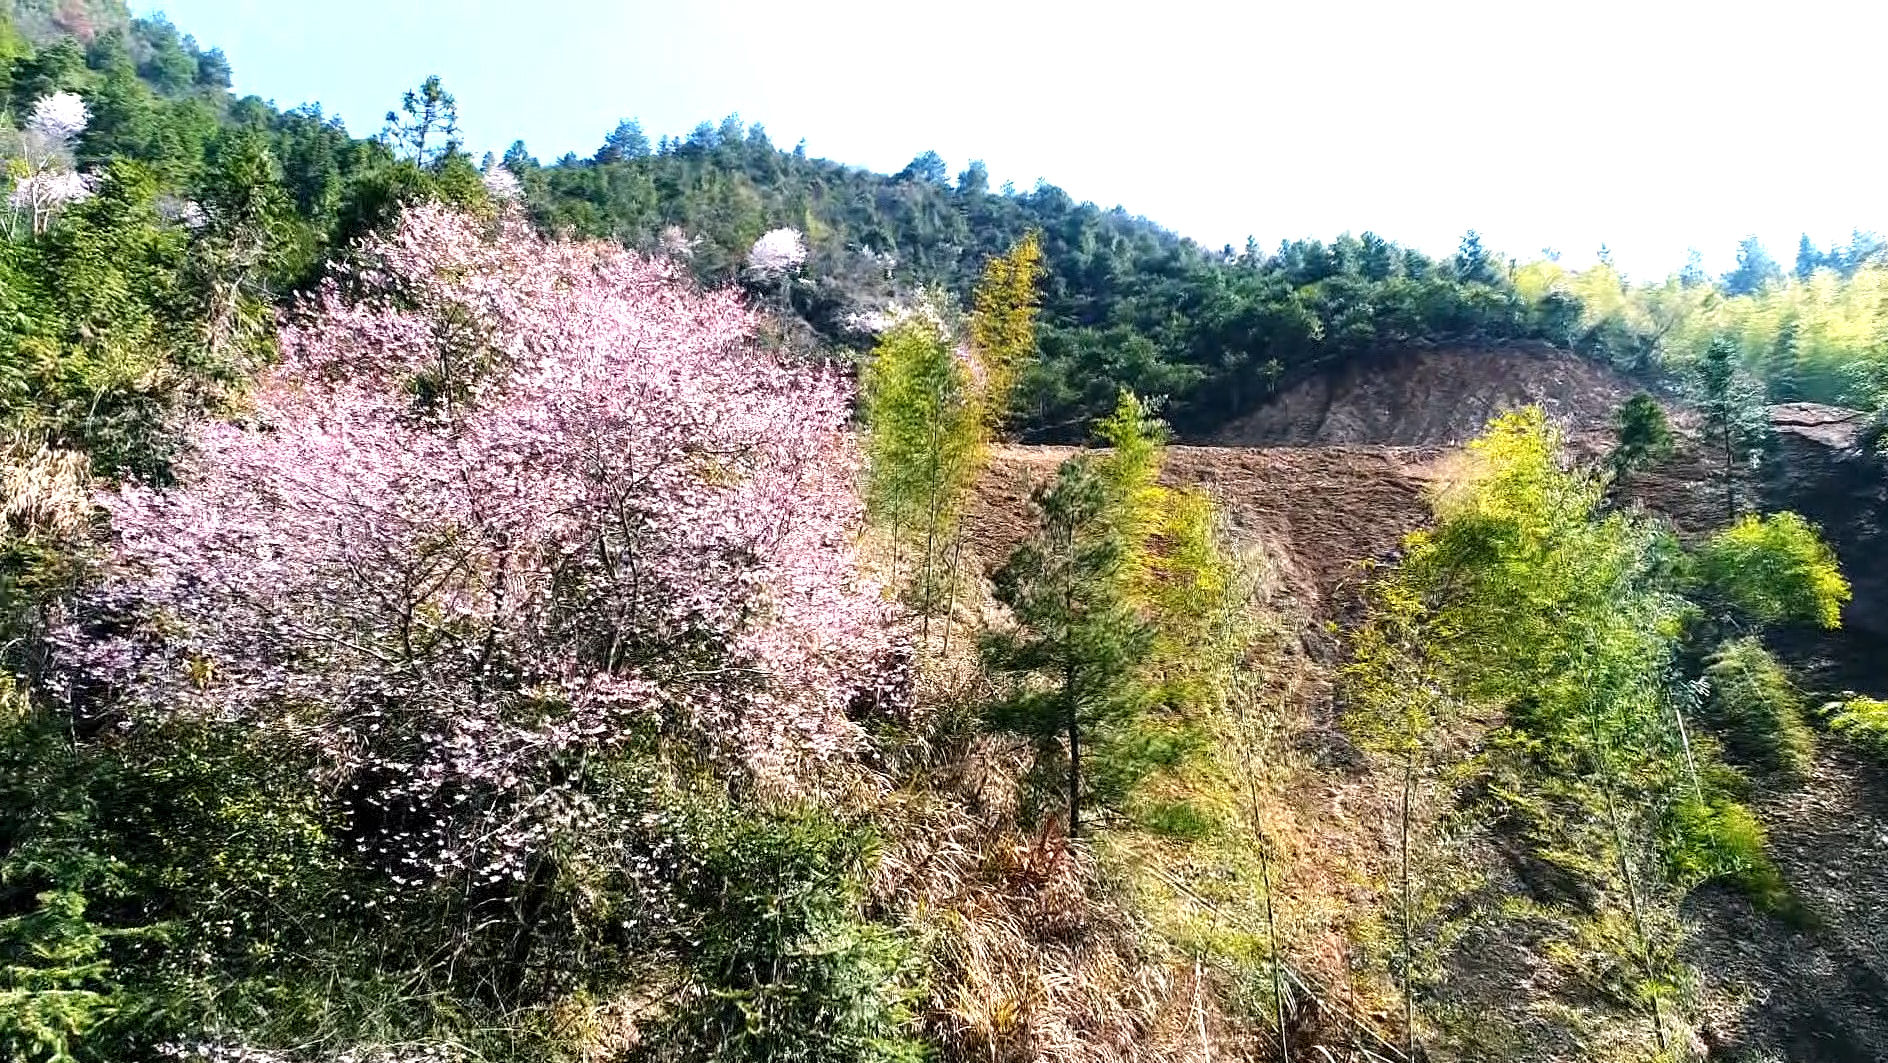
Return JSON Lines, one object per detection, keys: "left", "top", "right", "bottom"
{"left": 1066, "top": 663, "right": 1081, "bottom": 839}
{"left": 1585, "top": 692, "right": 1669, "bottom": 1055}
{"left": 1401, "top": 752, "right": 1417, "bottom": 1062}
{"left": 940, "top": 532, "right": 964, "bottom": 659}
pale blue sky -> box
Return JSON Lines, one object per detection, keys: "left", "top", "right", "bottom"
{"left": 141, "top": 0, "right": 1888, "bottom": 279}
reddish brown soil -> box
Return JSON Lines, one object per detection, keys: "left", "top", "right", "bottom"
{"left": 1212, "top": 346, "right": 1642, "bottom": 448}
{"left": 968, "top": 444, "right": 1445, "bottom": 625}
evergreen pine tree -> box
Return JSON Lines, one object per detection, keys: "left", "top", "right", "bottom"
{"left": 1609, "top": 393, "right": 1674, "bottom": 479}
{"left": 1695, "top": 337, "right": 1771, "bottom": 519}
{"left": 982, "top": 457, "right": 1153, "bottom": 837}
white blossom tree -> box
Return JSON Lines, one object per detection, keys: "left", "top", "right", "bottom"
{"left": 6, "top": 91, "right": 94, "bottom": 237}
{"left": 746, "top": 227, "right": 807, "bottom": 305}
{"left": 747, "top": 227, "right": 808, "bottom": 275}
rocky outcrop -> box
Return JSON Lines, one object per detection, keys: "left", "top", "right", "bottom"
{"left": 1760, "top": 404, "right": 1887, "bottom": 652}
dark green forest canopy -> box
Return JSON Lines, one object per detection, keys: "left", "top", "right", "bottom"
{"left": 509, "top": 126, "right": 1590, "bottom": 438}
{"left": 504, "top": 123, "right": 1888, "bottom": 439}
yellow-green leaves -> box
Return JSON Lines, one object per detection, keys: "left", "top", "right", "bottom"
{"left": 1702, "top": 637, "right": 1816, "bottom": 775}
{"left": 861, "top": 319, "right": 984, "bottom": 611}
{"left": 1695, "top": 512, "right": 1850, "bottom": 629}
{"left": 862, "top": 235, "right": 1045, "bottom": 620}
{"left": 967, "top": 231, "right": 1043, "bottom": 431}
{"left": 1826, "top": 697, "right": 1888, "bottom": 758}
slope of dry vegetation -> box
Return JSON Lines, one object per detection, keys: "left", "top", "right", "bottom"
{"left": 954, "top": 344, "right": 1886, "bottom": 1062}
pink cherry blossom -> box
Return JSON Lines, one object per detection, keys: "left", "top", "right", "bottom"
{"left": 58, "top": 205, "right": 908, "bottom": 886}
{"left": 480, "top": 165, "right": 521, "bottom": 201}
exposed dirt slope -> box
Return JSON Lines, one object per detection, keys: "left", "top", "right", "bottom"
{"left": 1684, "top": 747, "right": 1888, "bottom": 1063}
{"left": 968, "top": 349, "right": 1888, "bottom": 1061}
{"left": 969, "top": 443, "right": 1444, "bottom": 626}
{"left": 1212, "top": 346, "right": 1641, "bottom": 447}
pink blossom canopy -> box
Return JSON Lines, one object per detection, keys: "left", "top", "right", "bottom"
{"left": 64, "top": 206, "right": 903, "bottom": 885}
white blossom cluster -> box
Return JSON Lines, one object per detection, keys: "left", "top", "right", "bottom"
{"left": 658, "top": 224, "right": 698, "bottom": 260}
{"left": 161, "top": 1041, "right": 463, "bottom": 1063}
{"left": 7, "top": 169, "right": 94, "bottom": 211}
{"left": 29, "top": 91, "right": 90, "bottom": 144}
{"left": 7, "top": 91, "right": 94, "bottom": 234}
{"left": 840, "top": 292, "right": 954, "bottom": 337}
{"left": 746, "top": 226, "right": 807, "bottom": 276}
{"left": 480, "top": 164, "right": 521, "bottom": 201}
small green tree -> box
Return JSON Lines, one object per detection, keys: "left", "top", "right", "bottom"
{"left": 860, "top": 317, "right": 982, "bottom": 619}
{"left": 981, "top": 457, "right": 1153, "bottom": 837}
{"left": 1090, "top": 389, "right": 1168, "bottom": 591}
{"left": 1609, "top": 393, "right": 1673, "bottom": 479}
{"left": 190, "top": 128, "right": 298, "bottom": 363}
{"left": 967, "top": 231, "right": 1043, "bottom": 431}
{"left": 1347, "top": 409, "right": 1783, "bottom": 1055}
{"left": 381, "top": 75, "right": 461, "bottom": 167}
{"left": 1694, "top": 337, "right": 1771, "bottom": 519}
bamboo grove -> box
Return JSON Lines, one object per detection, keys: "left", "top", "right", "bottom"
{"left": 1343, "top": 410, "right": 1851, "bottom": 1060}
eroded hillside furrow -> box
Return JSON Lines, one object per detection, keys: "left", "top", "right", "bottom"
{"left": 972, "top": 443, "right": 1445, "bottom": 625}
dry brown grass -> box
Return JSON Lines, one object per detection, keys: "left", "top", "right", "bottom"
{"left": 861, "top": 511, "right": 1424, "bottom": 1063}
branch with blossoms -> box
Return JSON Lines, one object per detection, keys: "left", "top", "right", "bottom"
{"left": 54, "top": 205, "right": 911, "bottom": 898}
{"left": 5, "top": 92, "right": 95, "bottom": 238}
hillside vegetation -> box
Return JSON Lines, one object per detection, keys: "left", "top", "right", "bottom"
{"left": 2, "top": 8, "right": 1887, "bottom": 1063}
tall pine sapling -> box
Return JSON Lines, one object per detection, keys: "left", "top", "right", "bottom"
{"left": 1609, "top": 393, "right": 1673, "bottom": 480}
{"left": 981, "top": 457, "right": 1152, "bottom": 838}
{"left": 1694, "top": 337, "right": 1771, "bottom": 519}
{"left": 860, "top": 315, "right": 982, "bottom": 623}
{"left": 968, "top": 231, "right": 1044, "bottom": 432}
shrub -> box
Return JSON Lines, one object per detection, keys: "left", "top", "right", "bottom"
{"left": 1609, "top": 393, "right": 1674, "bottom": 476}
{"left": 640, "top": 801, "right": 924, "bottom": 1063}
{"left": 1826, "top": 697, "right": 1888, "bottom": 759}
{"left": 1695, "top": 512, "right": 1850, "bottom": 628}
{"left": 1702, "top": 638, "right": 1816, "bottom": 775}
{"left": 1664, "top": 795, "right": 1791, "bottom": 911}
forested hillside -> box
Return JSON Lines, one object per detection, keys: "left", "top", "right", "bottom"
{"left": 505, "top": 121, "right": 1888, "bottom": 440}
{"left": 3, "top": 6, "right": 1887, "bottom": 1063}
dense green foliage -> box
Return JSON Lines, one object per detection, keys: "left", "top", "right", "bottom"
{"left": 1609, "top": 393, "right": 1674, "bottom": 478}
{"left": 1345, "top": 409, "right": 1826, "bottom": 1055}
{"left": 516, "top": 123, "right": 1888, "bottom": 443}
{"left": 1693, "top": 511, "right": 1852, "bottom": 629}
{"left": 508, "top": 128, "right": 1594, "bottom": 438}
{"left": 0, "top": 9, "right": 492, "bottom": 482}
{"left": 1825, "top": 696, "right": 1888, "bottom": 759}
{"left": 1519, "top": 248, "right": 1888, "bottom": 412}
{"left": 1702, "top": 638, "right": 1816, "bottom": 775}
{"left": 982, "top": 452, "right": 1154, "bottom": 836}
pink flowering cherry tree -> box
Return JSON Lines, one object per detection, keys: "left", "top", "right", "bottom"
{"left": 60, "top": 204, "right": 904, "bottom": 891}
